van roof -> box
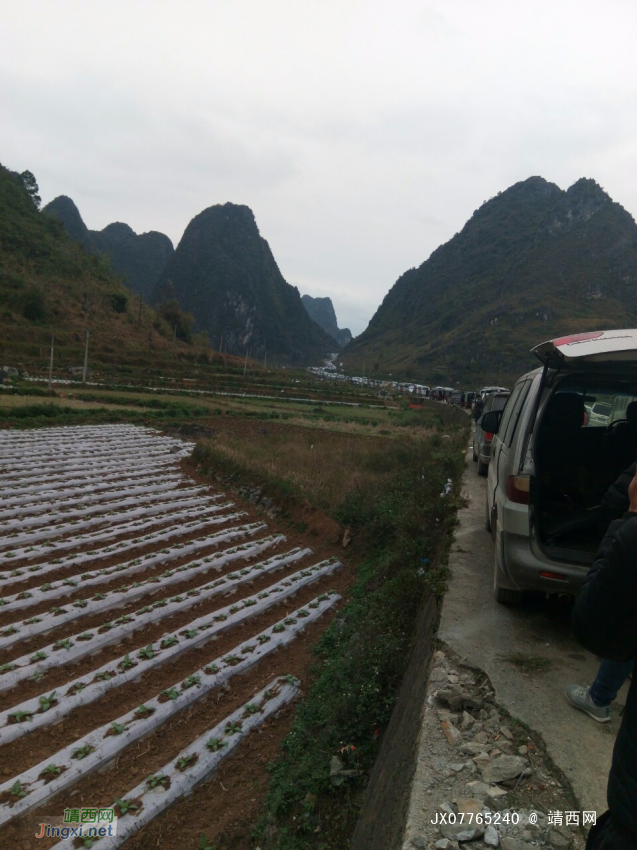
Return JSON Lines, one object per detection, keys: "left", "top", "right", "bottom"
{"left": 532, "top": 330, "right": 637, "bottom": 368}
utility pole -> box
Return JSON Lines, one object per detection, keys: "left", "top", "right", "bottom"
{"left": 82, "top": 330, "right": 90, "bottom": 383}
{"left": 138, "top": 293, "right": 143, "bottom": 325}
{"left": 48, "top": 336, "right": 54, "bottom": 393}
{"left": 243, "top": 348, "right": 249, "bottom": 376}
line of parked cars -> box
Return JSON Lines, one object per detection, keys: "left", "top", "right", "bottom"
{"left": 475, "top": 330, "right": 637, "bottom": 605}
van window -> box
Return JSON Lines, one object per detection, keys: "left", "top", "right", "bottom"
{"left": 502, "top": 380, "right": 531, "bottom": 447}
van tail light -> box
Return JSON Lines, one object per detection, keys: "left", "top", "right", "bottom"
{"left": 506, "top": 474, "right": 531, "bottom": 505}
{"left": 484, "top": 432, "right": 494, "bottom": 442}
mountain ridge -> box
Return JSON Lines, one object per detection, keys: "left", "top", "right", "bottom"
{"left": 342, "top": 176, "right": 637, "bottom": 385}
{"left": 301, "top": 294, "right": 352, "bottom": 348}
{"left": 152, "top": 202, "right": 334, "bottom": 365}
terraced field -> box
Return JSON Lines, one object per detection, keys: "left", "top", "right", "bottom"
{"left": 0, "top": 424, "right": 343, "bottom": 849}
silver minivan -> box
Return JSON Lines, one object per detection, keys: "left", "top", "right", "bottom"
{"left": 482, "top": 330, "right": 637, "bottom": 604}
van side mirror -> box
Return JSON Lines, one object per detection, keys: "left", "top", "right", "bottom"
{"left": 481, "top": 411, "right": 502, "bottom": 434}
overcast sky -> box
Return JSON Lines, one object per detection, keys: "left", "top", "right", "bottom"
{"left": 3, "top": 1, "right": 637, "bottom": 335}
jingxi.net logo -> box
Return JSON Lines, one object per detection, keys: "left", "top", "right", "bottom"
{"left": 35, "top": 807, "right": 118, "bottom": 839}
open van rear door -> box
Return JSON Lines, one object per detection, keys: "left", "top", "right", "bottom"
{"left": 532, "top": 330, "right": 637, "bottom": 369}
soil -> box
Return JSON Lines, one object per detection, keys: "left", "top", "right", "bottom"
{"left": 0, "top": 423, "right": 357, "bottom": 850}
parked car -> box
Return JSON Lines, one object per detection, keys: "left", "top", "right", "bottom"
{"left": 482, "top": 329, "right": 637, "bottom": 605}
{"left": 473, "top": 391, "right": 510, "bottom": 475}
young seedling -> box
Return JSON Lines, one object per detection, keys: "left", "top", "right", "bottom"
{"left": 244, "top": 703, "right": 260, "bottom": 715}
{"left": 135, "top": 704, "right": 155, "bottom": 717}
{"left": 38, "top": 691, "right": 57, "bottom": 712}
{"left": 95, "top": 671, "right": 114, "bottom": 681}
{"left": 176, "top": 754, "right": 197, "bottom": 770}
{"left": 284, "top": 618, "right": 298, "bottom": 626}
{"left": 225, "top": 721, "right": 242, "bottom": 735}
{"left": 118, "top": 654, "right": 136, "bottom": 671}
{"left": 114, "top": 797, "right": 139, "bottom": 815}
{"left": 181, "top": 674, "right": 201, "bottom": 690}
{"left": 2, "top": 626, "right": 17, "bottom": 637}
{"left": 297, "top": 609, "right": 309, "bottom": 618}
{"left": 199, "top": 835, "right": 218, "bottom": 850}
{"left": 24, "top": 617, "right": 42, "bottom": 624}
{"left": 182, "top": 629, "right": 198, "bottom": 639}
{"left": 257, "top": 635, "right": 271, "bottom": 644}
{"left": 40, "top": 764, "right": 62, "bottom": 780}
{"left": 161, "top": 687, "right": 179, "bottom": 701}
{"left": 11, "top": 781, "right": 27, "bottom": 798}
{"left": 146, "top": 773, "right": 169, "bottom": 789}
{"left": 204, "top": 664, "right": 220, "bottom": 675}
{"left": 282, "top": 674, "right": 297, "bottom": 685}
{"left": 272, "top": 624, "right": 285, "bottom": 633}
{"left": 9, "top": 710, "right": 33, "bottom": 724}
{"left": 160, "top": 635, "right": 178, "bottom": 649}
{"left": 137, "top": 645, "right": 154, "bottom": 660}
{"left": 229, "top": 606, "right": 239, "bottom": 614}
{"left": 109, "top": 722, "right": 126, "bottom": 735}
{"left": 0, "top": 663, "right": 17, "bottom": 674}
{"left": 205, "top": 737, "right": 227, "bottom": 752}
{"left": 241, "top": 645, "right": 255, "bottom": 654}
{"left": 53, "top": 638, "right": 72, "bottom": 651}
{"left": 76, "top": 633, "right": 94, "bottom": 641}
{"left": 17, "top": 591, "right": 32, "bottom": 600}
{"left": 223, "top": 654, "right": 240, "bottom": 666}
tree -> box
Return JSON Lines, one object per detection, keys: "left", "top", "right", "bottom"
{"left": 155, "top": 299, "right": 194, "bottom": 343}
{"left": 19, "top": 170, "right": 41, "bottom": 209}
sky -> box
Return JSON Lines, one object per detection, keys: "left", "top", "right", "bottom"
{"left": 3, "top": 1, "right": 637, "bottom": 336}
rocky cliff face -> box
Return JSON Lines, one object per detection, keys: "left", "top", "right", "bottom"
{"left": 42, "top": 197, "right": 174, "bottom": 301}
{"left": 152, "top": 203, "right": 334, "bottom": 365}
{"left": 342, "top": 177, "right": 637, "bottom": 385}
{"left": 301, "top": 295, "right": 352, "bottom": 348}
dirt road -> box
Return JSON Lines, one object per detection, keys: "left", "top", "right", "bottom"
{"left": 439, "top": 447, "right": 627, "bottom": 814}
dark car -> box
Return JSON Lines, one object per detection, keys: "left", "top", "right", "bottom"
{"left": 473, "top": 391, "right": 510, "bottom": 475}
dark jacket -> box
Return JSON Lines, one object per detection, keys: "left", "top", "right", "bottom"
{"left": 572, "top": 513, "right": 637, "bottom": 844}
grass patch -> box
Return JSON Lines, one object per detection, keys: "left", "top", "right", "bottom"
{"left": 498, "top": 652, "right": 554, "bottom": 673}
{"left": 220, "top": 428, "right": 467, "bottom": 849}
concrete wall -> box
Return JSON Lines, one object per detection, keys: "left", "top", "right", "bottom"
{"left": 351, "top": 593, "right": 441, "bottom": 850}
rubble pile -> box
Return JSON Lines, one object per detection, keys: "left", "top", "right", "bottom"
{"left": 405, "top": 649, "right": 587, "bottom": 850}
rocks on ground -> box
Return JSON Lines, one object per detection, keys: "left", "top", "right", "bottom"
{"left": 405, "top": 649, "right": 586, "bottom": 850}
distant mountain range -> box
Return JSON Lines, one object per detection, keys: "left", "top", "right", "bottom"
{"left": 42, "top": 196, "right": 174, "bottom": 302}
{"left": 301, "top": 295, "right": 351, "bottom": 348}
{"left": 342, "top": 177, "right": 637, "bottom": 386}
{"left": 152, "top": 203, "right": 334, "bottom": 364}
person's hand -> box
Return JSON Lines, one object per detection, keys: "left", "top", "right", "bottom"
{"left": 629, "top": 469, "right": 637, "bottom": 514}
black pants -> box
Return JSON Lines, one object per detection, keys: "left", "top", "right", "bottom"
{"left": 587, "top": 812, "right": 637, "bottom": 850}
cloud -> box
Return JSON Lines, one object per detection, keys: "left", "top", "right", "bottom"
{"left": 3, "top": 0, "right": 637, "bottom": 337}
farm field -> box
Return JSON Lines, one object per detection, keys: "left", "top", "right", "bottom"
{"left": 0, "top": 424, "right": 350, "bottom": 849}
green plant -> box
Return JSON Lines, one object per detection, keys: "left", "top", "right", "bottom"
{"left": 73, "top": 745, "right": 94, "bottom": 760}
{"left": 11, "top": 781, "right": 27, "bottom": 798}
{"left": 137, "top": 644, "right": 154, "bottom": 660}
{"left": 244, "top": 703, "right": 260, "bottom": 715}
{"left": 182, "top": 629, "right": 198, "bottom": 639}
{"left": 0, "top": 663, "right": 17, "bottom": 673}
{"left": 146, "top": 773, "right": 169, "bottom": 789}
{"left": 110, "top": 722, "right": 126, "bottom": 735}
{"left": 176, "top": 753, "right": 196, "bottom": 770}
{"left": 118, "top": 654, "right": 135, "bottom": 671}
{"left": 9, "top": 710, "right": 33, "bottom": 723}
{"left": 161, "top": 687, "right": 179, "bottom": 701}
{"left": 114, "top": 797, "right": 139, "bottom": 815}
{"left": 38, "top": 691, "right": 57, "bottom": 712}
{"left": 199, "top": 834, "right": 218, "bottom": 850}
{"left": 40, "top": 764, "right": 62, "bottom": 779}
{"left": 206, "top": 737, "right": 227, "bottom": 752}
{"left": 135, "top": 704, "right": 154, "bottom": 717}
{"left": 161, "top": 635, "right": 178, "bottom": 649}
{"left": 181, "top": 674, "right": 200, "bottom": 690}
{"left": 53, "top": 638, "right": 72, "bottom": 650}
{"left": 225, "top": 721, "right": 242, "bottom": 735}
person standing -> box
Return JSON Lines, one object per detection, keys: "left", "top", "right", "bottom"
{"left": 571, "top": 468, "right": 637, "bottom": 849}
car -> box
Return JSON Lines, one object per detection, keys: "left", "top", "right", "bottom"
{"left": 473, "top": 391, "right": 510, "bottom": 475}
{"left": 482, "top": 329, "right": 637, "bottom": 605}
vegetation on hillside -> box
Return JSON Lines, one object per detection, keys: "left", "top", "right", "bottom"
{"left": 344, "top": 176, "right": 637, "bottom": 386}
{"left": 153, "top": 202, "right": 335, "bottom": 365}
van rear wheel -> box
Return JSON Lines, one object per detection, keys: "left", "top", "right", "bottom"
{"left": 477, "top": 459, "right": 488, "bottom": 476}
{"left": 494, "top": 529, "right": 523, "bottom": 605}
